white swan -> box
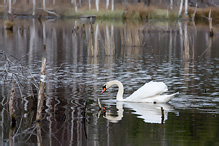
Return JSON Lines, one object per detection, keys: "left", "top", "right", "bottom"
{"left": 101, "top": 80, "right": 178, "bottom": 103}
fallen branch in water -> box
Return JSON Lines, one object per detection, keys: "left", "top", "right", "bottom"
{"left": 44, "top": 9, "right": 61, "bottom": 18}
{"left": 37, "top": 8, "right": 61, "bottom": 18}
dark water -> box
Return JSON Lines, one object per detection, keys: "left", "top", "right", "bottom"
{"left": 0, "top": 18, "right": 219, "bottom": 145}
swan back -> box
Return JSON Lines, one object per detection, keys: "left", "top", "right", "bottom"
{"left": 126, "top": 81, "right": 168, "bottom": 101}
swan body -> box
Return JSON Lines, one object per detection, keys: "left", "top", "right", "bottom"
{"left": 102, "top": 80, "right": 178, "bottom": 103}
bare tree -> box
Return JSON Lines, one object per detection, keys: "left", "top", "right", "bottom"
{"left": 178, "top": 0, "right": 183, "bottom": 16}
{"left": 43, "top": 0, "right": 46, "bottom": 10}
{"left": 32, "top": 0, "right": 36, "bottom": 15}
{"left": 170, "top": 0, "right": 173, "bottom": 10}
{"left": 89, "top": 0, "right": 91, "bottom": 9}
{"left": 111, "top": 0, "right": 114, "bottom": 11}
{"left": 184, "top": 0, "right": 188, "bottom": 16}
{"left": 106, "top": 0, "right": 109, "bottom": 10}
{"left": 96, "top": 0, "right": 99, "bottom": 11}
{"left": 8, "top": 0, "right": 12, "bottom": 14}
{"left": 74, "top": 0, "right": 78, "bottom": 12}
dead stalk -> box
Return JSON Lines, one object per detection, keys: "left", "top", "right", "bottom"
{"left": 36, "top": 122, "right": 43, "bottom": 146}
{"left": 192, "top": 4, "right": 197, "bottom": 22}
{"left": 208, "top": 9, "right": 214, "bottom": 36}
{"left": 161, "top": 107, "right": 164, "bottom": 124}
{"left": 9, "top": 80, "right": 16, "bottom": 124}
{"left": 36, "top": 57, "right": 46, "bottom": 122}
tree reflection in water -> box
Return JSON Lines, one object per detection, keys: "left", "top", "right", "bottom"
{"left": 0, "top": 19, "right": 218, "bottom": 145}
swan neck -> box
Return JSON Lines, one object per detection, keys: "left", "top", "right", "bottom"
{"left": 109, "top": 80, "right": 124, "bottom": 101}
{"left": 115, "top": 81, "right": 124, "bottom": 101}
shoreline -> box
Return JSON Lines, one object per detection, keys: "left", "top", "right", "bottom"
{"left": 0, "top": 5, "right": 218, "bottom": 24}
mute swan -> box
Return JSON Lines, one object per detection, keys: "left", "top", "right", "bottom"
{"left": 101, "top": 80, "right": 178, "bottom": 103}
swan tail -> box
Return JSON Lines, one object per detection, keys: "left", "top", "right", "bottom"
{"left": 162, "top": 92, "right": 179, "bottom": 102}
{"left": 151, "top": 92, "right": 179, "bottom": 103}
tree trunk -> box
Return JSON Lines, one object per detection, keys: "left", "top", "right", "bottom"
{"left": 32, "top": 0, "right": 35, "bottom": 15}
{"left": 36, "top": 57, "right": 46, "bottom": 122}
{"left": 8, "top": 0, "right": 12, "bottom": 14}
{"left": 106, "top": 0, "right": 109, "bottom": 10}
{"left": 43, "top": 0, "right": 46, "bottom": 11}
{"left": 178, "top": 0, "right": 183, "bottom": 16}
{"left": 96, "top": 0, "right": 99, "bottom": 11}
{"left": 9, "top": 80, "right": 16, "bottom": 123}
{"left": 111, "top": 0, "right": 114, "bottom": 11}
{"left": 89, "top": 0, "right": 91, "bottom": 9}
{"left": 74, "top": 0, "right": 78, "bottom": 12}
{"left": 184, "top": 0, "right": 188, "bottom": 15}
{"left": 170, "top": 0, "right": 173, "bottom": 10}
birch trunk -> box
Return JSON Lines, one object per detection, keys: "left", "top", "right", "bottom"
{"left": 96, "top": 0, "right": 99, "bottom": 11}
{"left": 8, "top": 0, "right": 12, "bottom": 14}
{"left": 106, "top": 0, "right": 109, "bottom": 10}
{"left": 75, "top": 0, "right": 78, "bottom": 12}
{"left": 111, "top": 0, "right": 114, "bottom": 11}
{"left": 170, "top": 0, "right": 173, "bottom": 10}
{"left": 184, "top": 0, "right": 188, "bottom": 15}
{"left": 32, "top": 0, "right": 36, "bottom": 15}
{"left": 89, "top": 0, "right": 91, "bottom": 9}
{"left": 43, "top": 0, "right": 46, "bottom": 10}
{"left": 178, "top": 0, "right": 183, "bottom": 16}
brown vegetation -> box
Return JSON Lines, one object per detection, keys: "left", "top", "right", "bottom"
{"left": 0, "top": 1, "right": 219, "bottom": 23}
{"left": 122, "top": 3, "right": 154, "bottom": 20}
{"left": 188, "top": 7, "right": 219, "bottom": 24}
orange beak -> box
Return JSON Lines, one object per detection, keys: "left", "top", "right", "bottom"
{"left": 101, "top": 88, "right": 106, "bottom": 94}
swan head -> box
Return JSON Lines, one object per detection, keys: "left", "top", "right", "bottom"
{"left": 101, "top": 84, "right": 107, "bottom": 94}
{"left": 101, "top": 80, "right": 123, "bottom": 94}
{"left": 101, "top": 83, "right": 112, "bottom": 94}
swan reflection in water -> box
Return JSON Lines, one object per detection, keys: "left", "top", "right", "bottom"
{"left": 98, "top": 101, "right": 174, "bottom": 124}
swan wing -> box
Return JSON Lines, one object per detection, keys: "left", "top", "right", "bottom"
{"left": 126, "top": 81, "right": 168, "bottom": 101}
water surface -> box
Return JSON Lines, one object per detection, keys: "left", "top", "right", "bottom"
{"left": 0, "top": 18, "right": 219, "bottom": 145}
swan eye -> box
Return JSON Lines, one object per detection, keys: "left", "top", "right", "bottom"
{"left": 101, "top": 85, "right": 107, "bottom": 94}
{"left": 102, "top": 85, "right": 106, "bottom": 89}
